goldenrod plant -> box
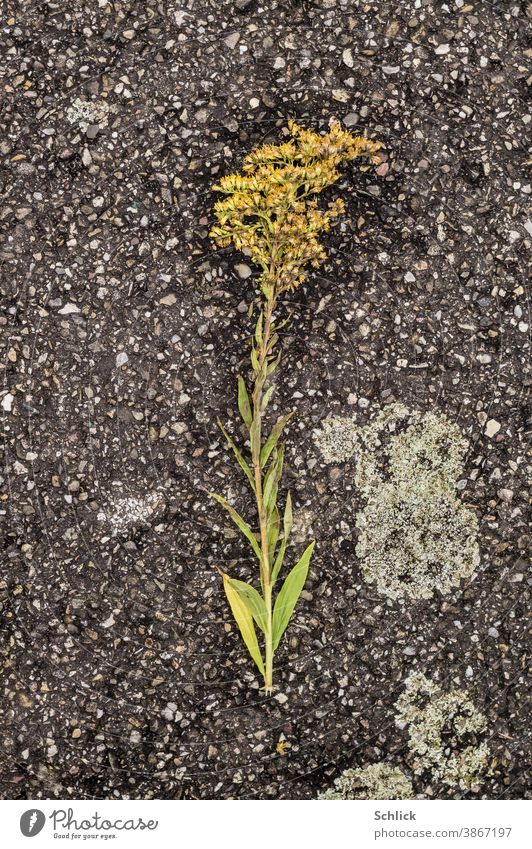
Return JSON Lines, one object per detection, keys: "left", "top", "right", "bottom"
{"left": 210, "top": 120, "right": 381, "bottom": 693}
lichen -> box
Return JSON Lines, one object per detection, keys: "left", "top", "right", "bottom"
{"left": 395, "top": 673, "right": 489, "bottom": 788}
{"left": 319, "top": 762, "right": 414, "bottom": 800}
{"left": 354, "top": 404, "right": 479, "bottom": 600}
{"left": 356, "top": 486, "right": 479, "bottom": 600}
{"left": 395, "top": 671, "right": 441, "bottom": 725}
{"left": 353, "top": 403, "right": 468, "bottom": 497}
{"left": 313, "top": 416, "right": 360, "bottom": 463}
{"left": 66, "top": 97, "right": 110, "bottom": 132}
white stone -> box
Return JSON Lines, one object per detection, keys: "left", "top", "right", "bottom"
{"left": 159, "top": 293, "right": 177, "bottom": 305}
{"left": 484, "top": 419, "right": 500, "bottom": 438}
{"left": 224, "top": 32, "right": 240, "bottom": 50}
{"left": 58, "top": 303, "right": 80, "bottom": 314}
{"left": 1, "top": 392, "right": 14, "bottom": 411}
{"left": 116, "top": 351, "right": 129, "bottom": 367}
{"left": 343, "top": 112, "right": 359, "bottom": 127}
{"left": 342, "top": 48, "right": 354, "bottom": 68}
{"left": 235, "top": 263, "right": 252, "bottom": 279}
{"left": 435, "top": 44, "right": 450, "bottom": 55}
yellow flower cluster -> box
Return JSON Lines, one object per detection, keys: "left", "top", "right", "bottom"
{"left": 210, "top": 120, "right": 381, "bottom": 294}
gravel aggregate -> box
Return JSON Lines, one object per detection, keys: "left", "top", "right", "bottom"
{"left": 1, "top": 0, "right": 530, "bottom": 800}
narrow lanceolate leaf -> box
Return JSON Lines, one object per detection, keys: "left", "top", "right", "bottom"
{"left": 209, "top": 492, "right": 261, "bottom": 560}
{"left": 267, "top": 332, "right": 279, "bottom": 354}
{"left": 267, "top": 505, "right": 280, "bottom": 563}
{"left": 271, "top": 491, "right": 293, "bottom": 584}
{"left": 263, "top": 444, "right": 284, "bottom": 513}
{"left": 237, "top": 376, "right": 252, "bottom": 429}
{"left": 251, "top": 346, "right": 260, "bottom": 373}
{"left": 250, "top": 416, "right": 261, "bottom": 461}
{"left": 224, "top": 576, "right": 268, "bottom": 634}
{"left": 260, "top": 413, "right": 292, "bottom": 468}
{"left": 222, "top": 573, "right": 265, "bottom": 675}
{"left": 261, "top": 384, "right": 275, "bottom": 411}
{"left": 255, "top": 311, "right": 264, "bottom": 346}
{"left": 217, "top": 418, "right": 255, "bottom": 492}
{"left": 266, "top": 350, "right": 281, "bottom": 376}
{"left": 272, "top": 312, "right": 292, "bottom": 333}
{"left": 272, "top": 540, "right": 315, "bottom": 650}
{"left": 262, "top": 448, "right": 278, "bottom": 506}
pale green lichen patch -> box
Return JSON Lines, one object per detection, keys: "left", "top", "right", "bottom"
{"left": 313, "top": 416, "right": 360, "bottom": 463}
{"left": 66, "top": 97, "right": 110, "bottom": 132}
{"left": 319, "top": 762, "right": 414, "bottom": 800}
{"left": 354, "top": 404, "right": 480, "bottom": 600}
{"left": 395, "top": 673, "right": 489, "bottom": 788}
{"left": 395, "top": 671, "right": 441, "bottom": 724}
{"left": 353, "top": 403, "right": 468, "bottom": 497}
{"left": 356, "top": 487, "right": 479, "bottom": 600}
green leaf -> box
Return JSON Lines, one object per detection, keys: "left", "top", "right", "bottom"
{"left": 255, "top": 311, "right": 264, "bottom": 346}
{"left": 266, "top": 350, "right": 281, "bottom": 376}
{"left": 262, "top": 448, "right": 277, "bottom": 502}
{"left": 251, "top": 346, "right": 260, "bottom": 373}
{"left": 267, "top": 505, "right": 280, "bottom": 563}
{"left": 209, "top": 492, "right": 261, "bottom": 561}
{"left": 271, "top": 491, "right": 293, "bottom": 584}
{"left": 217, "top": 418, "right": 255, "bottom": 492}
{"left": 224, "top": 576, "right": 268, "bottom": 634}
{"left": 260, "top": 414, "right": 292, "bottom": 468}
{"left": 250, "top": 415, "right": 261, "bottom": 460}
{"left": 268, "top": 485, "right": 279, "bottom": 525}
{"left": 263, "top": 444, "right": 284, "bottom": 513}
{"left": 268, "top": 332, "right": 279, "bottom": 353}
{"left": 261, "top": 384, "right": 275, "bottom": 411}
{"left": 272, "top": 540, "right": 315, "bottom": 650}
{"left": 273, "top": 312, "right": 292, "bottom": 333}
{"left": 222, "top": 573, "right": 265, "bottom": 675}
{"left": 237, "top": 377, "right": 252, "bottom": 429}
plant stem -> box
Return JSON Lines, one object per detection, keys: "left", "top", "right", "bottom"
{"left": 263, "top": 582, "right": 273, "bottom": 693}
{"left": 250, "top": 292, "right": 277, "bottom": 693}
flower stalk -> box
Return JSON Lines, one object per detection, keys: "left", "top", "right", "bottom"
{"left": 251, "top": 291, "right": 277, "bottom": 691}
